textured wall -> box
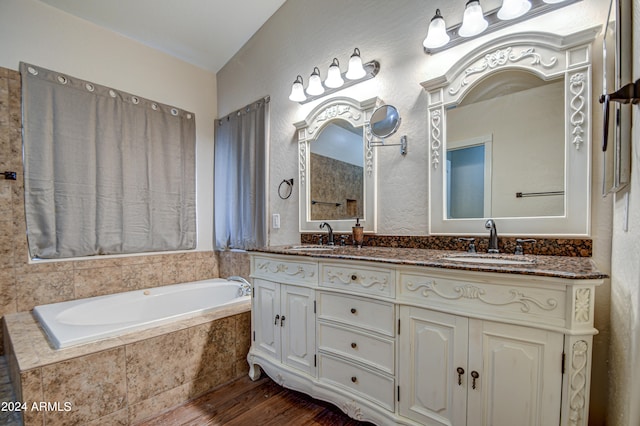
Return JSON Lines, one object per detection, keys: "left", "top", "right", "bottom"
{"left": 608, "top": 0, "right": 640, "bottom": 424}
{"left": 216, "top": 0, "right": 612, "bottom": 422}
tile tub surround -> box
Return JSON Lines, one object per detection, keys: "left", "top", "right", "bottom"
{"left": 3, "top": 302, "right": 250, "bottom": 425}
{"left": 301, "top": 233, "right": 593, "bottom": 257}
{"left": 254, "top": 245, "right": 607, "bottom": 280}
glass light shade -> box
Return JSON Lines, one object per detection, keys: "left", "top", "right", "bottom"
{"left": 288, "top": 75, "right": 306, "bottom": 102}
{"left": 306, "top": 67, "right": 325, "bottom": 96}
{"left": 423, "top": 9, "right": 450, "bottom": 49}
{"left": 325, "top": 58, "right": 344, "bottom": 88}
{"left": 458, "top": 0, "right": 488, "bottom": 38}
{"left": 346, "top": 48, "right": 367, "bottom": 80}
{"left": 542, "top": 0, "right": 568, "bottom": 3}
{"left": 497, "top": 0, "right": 531, "bottom": 20}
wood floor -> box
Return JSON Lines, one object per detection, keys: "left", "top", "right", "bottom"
{"left": 138, "top": 375, "right": 375, "bottom": 426}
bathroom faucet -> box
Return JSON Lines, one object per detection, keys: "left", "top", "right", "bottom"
{"left": 319, "top": 222, "right": 334, "bottom": 245}
{"left": 485, "top": 219, "right": 499, "bottom": 253}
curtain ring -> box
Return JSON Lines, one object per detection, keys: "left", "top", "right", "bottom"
{"left": 278, "top": 179, "right": 294, "bottom": 199}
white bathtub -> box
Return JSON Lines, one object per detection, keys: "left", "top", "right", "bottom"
{"left": 33, "top": 278, "right": 251, "bottom": 349}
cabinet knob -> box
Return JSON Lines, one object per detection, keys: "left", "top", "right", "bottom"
{"left": 456, "top": 367, "right": 465, "bottom": 386}
{"left": 351, "top": 274, "right": 358, "bottom": 281}
{"left": 350, "top": 308, "right": 357, "bottom": 314}
{"left": 351, "top": 342, "right": 357, "bottom": 349}
{"left": 471, "top": 371, "right": 479, "bottom": 390}
{"left": 351, "top": 376, "right": 358, "bottom": 383}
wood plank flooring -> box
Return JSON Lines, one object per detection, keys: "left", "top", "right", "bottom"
{"left": 138, "top": 375, "right": 375, "bottom": 426}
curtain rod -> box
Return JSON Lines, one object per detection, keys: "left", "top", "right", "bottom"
{"left": 218, "top": 96, "right": 270, "bottom": 124}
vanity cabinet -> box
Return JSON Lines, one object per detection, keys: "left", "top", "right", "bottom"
{"left": 252, "top": 278, "right": 316, "bottom": 377}
{"left": 399, "top": 307, "right": 563, "bottom": 426}
{"left": 247, "top": 252, "right": 602, "bottom": 426}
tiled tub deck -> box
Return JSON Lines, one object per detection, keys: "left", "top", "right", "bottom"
{"left": 3, "top": 301, "right": 251, "bottom": 425}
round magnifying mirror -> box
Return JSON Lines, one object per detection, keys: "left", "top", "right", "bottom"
{"left": 369, "top": 105, "right": 401, "bottom": 139}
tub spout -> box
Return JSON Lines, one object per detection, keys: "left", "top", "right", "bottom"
{"left": 228, "top": 276, "right": 252, "bottom": 296}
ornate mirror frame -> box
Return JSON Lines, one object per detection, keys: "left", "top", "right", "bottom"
{"left": 294, "top": 97, "right": 380, "bottom": 234}
{"left": 421, "top": 27, "right": 600, "bottom": 236}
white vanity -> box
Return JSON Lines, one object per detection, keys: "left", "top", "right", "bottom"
{"left": 247, "top": 247, "right": 605, "bottom": 426}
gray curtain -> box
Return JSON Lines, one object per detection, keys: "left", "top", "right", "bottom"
{"left": 214, "top": 98, "right": 268, "bottom": 250}
{"left": 21, "top": 62, "right": 196, "bottom": 259}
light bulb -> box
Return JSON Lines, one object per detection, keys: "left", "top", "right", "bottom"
{"left": 288, "top": 75, "right": 306, "bottom": 102}
{"left": 423, "top": 9, "right": 450, "bottom": 49}
{"left": 497, "top": 0, "right": 531, "bottom": 20}
{"left": 346, "top": 48, "right": 367, "bottom": 80}
{"left": 324, "top": 58, "right": 344, "bottom": 88}
{"left": 458, "top": 0, "right": 488, "bottom": 38}
{"left": 306, "top": 67, "right": 325, "bottom": 96}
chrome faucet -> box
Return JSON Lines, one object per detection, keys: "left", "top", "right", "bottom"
{"left": 485, "top": 219, "right": 499, "bottom": 253}
{"left": 227, "top": 276, "right": 252, "bottom": 296}
{"left": 319, "top": 222, "right": 334, "bottom": 245}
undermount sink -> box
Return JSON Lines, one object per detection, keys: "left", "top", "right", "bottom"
{"left": 286, "top": 245, "right": 337, "bottom": 251}
{"left": 443, "top": 255, "right": 535, "bottom": 266}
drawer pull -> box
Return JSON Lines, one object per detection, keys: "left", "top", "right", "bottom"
{"left": 350, "top": 308, "right": 357, "bottom": 314}
{"left": 351, "top": 376, "right": 358, "bottom": 383}
{"left": 351, "top": 342, "right": 358, "bottom": 349}
{"left": 471, "top": 371, "right": 479, "bottom": 390}
{"left": 351, "top": 274, "right": 358, "bottom": 281}
{"left": 456, "top": 367, "right": 465, "bottom": 386}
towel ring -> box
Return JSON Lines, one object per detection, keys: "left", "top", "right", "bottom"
{"left": 278, "top": 178, "right": 294, "bottom": 199}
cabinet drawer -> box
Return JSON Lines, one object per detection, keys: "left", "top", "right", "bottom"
{"left": 319, "top": 354, "right": 394, "bottom": 411}
{"left": 320, "top": 262, "right": 395, "bottom": 298}
{"left": 318, "top": 292, "right": 395, "bottom": 337}
{"left": 318, "top": 322, "right": 394, "bottom": 374}
{"left": 253, "top": 256, "right": 318, "bottom": 286}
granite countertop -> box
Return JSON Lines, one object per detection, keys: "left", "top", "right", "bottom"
{"left": 252, "top": 245, "right": 608, "bottom": 280}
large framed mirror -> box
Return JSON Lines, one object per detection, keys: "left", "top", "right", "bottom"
{"left": 422, "top": 27, "right": 600, "bottom": 236}
{"left": 294, "top": 97, "right": 379, "bottom": 233}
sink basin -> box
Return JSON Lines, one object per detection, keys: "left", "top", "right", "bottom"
{"left": 443, "top": 255, "right": 535, "bottom": 265}
{"left": 286, "top": 245, "right": 337, "bottom": 252}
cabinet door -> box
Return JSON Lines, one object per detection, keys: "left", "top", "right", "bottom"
{"left": 399, "top": 306, "right": 468, "bottom": 426}
{"left": 281, "top": 285, "right": 316, "bottom": 376}
{"left": 253, "top": 279, "right": 281, "bottom": 360}
{"left": 467, "top": 320, "right": 563, "bottom": 426}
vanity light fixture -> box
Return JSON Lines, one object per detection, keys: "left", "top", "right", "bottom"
{"left": 423, "top": 9, "right": 450, "bottom": 49}
{"left": 288, "top": 75, "right": 307, "bottom": 102}
{"left": 288, "top": 48, "right": 380, "bottom": 104}
{"left": 458, "top": 0, "right": 488, "bottom": 38}
{"left": 306, "top": 67, "right": 325, "bottom": 96}
{"left": 497, "top": 0, "right": 532, "bottom": 20}
{"left": 423, "top": 0, "right": 582, "bottom": 54}
{"left": 325, "top": 58, "right": 345, "bottom": 88}
{"left": 345, "top": 48, "right": 367, "bottom": 80}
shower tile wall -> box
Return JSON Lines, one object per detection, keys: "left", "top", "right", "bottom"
{"left": 0, "top": 67, "right": 254, "bottom": 355}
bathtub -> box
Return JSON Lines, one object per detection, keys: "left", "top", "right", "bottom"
{"left": 33, "top": 277, "right": 251, "bottom": 349}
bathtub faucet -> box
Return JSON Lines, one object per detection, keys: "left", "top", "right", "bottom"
{"left": 228, "top": 276, "right": 252, "bottom": 296}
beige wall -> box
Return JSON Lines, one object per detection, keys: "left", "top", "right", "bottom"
{"left": 608, "top": 0, "right": 640, "bottom": 424}
{"left": 0, "top": 0, "right": 217, "bottom": 251}
{"left": 217, "top": 0, "right": 612, "bottom": 423}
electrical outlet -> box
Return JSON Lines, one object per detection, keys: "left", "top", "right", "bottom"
{"left": 272, "top": 213, "right": 280, "bottom": 229}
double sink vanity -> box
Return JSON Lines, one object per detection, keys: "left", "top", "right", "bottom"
{"left": 247, "top": 26, "right": 606, "bottom": 426}
{"left": 247, "top": 244, "right": 605, "bottom": 426}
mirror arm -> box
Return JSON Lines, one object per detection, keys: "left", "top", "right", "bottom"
{"left": 367, "top": 135, "right": 407, "bottom": 156}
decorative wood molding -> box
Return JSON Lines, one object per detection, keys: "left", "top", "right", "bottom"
{"left": 405, "top": 280, "right": 558, "bottom": 313}
{"left": 430, "top": 109, "right": 442, "bottom": 169}
{"left": 326, "top": 269, "right": 388, "bottom": 291}
{"left": 342, "top": 400, "right": 364, "bottom": 420}
{"left": 569, "top": 340, "right": 588, "bottom": 426}
{"left": 298, "top": 141, "right": 307, "bottom": 185}
{"left": 256, "top": 261, "right": 315, "bottom": 279}
{"left": 569, "top": 73, "right": 586, "bottom": 150}
{"left": 307, "top": 105, "right": 362, "bottom": 136}
{"left": 574, "top": 288, "right": 591, "bottom": 323}
{"left": 448, "top": 47, "right": 557, "bottom": 96}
